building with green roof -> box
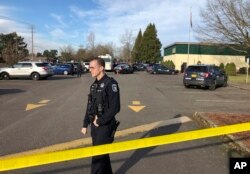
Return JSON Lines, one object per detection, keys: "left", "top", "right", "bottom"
{"left": 163, "top": 42, "right": 247, "bottom": 71}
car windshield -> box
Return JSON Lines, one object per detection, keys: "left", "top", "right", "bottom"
{"left": 36, "top": 63, "right": 50, "bottom": 67}
{"left": 186, "top": 66, "right": 208, "bottom": 72}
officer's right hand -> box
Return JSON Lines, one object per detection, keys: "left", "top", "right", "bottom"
{"left": 81, "top": 127, "right": 87, "bottom": 135}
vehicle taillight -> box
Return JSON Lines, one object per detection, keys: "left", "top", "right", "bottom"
{"left": 203, "top": 72, "right": 209, "bottom": 78}
{"left": 42, "top": 67, "right": 48, "bottom": 71}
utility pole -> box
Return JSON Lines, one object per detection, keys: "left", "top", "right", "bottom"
{"left": 0, "top": 16, "right": 35, "bottom": 60}
{"left": 31, "top": 25, "right": 34, "bottom": 61}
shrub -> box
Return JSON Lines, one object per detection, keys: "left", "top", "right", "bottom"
{"left": 219, "top": 63, "right": 224, "bottom": 70}
{"left": 225, "top": 63, "right": 236, "bottom": 76}
{"left": 238, "top": 67, "right": 250, "bottom": 74}
{"left": 238, "top": 67, "right": 246, "bottom": 74}
{"left": 162, "top": 60, "right": 175, "bottom": 69}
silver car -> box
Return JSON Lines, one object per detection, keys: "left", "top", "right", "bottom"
{"left": 0, "top": 61, "right": 54, "bottom": 80}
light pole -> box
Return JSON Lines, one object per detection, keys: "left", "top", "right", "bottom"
{"left": 13, "top": 36, "right": 18, "bottom": 59}
{"left": 0, "top": 38, "right": 3, "bottom": 61}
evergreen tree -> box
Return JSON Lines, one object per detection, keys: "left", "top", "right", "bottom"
{"left": 0, "top": 32, "right": 28, "bottom": 65}
{"left": 131, "top": 29, "right": 142, "bottom": 63}
{"left": 140, "top": 23, "right": 162, "bottom": 63}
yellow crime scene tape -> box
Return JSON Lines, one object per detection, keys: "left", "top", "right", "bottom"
{"left": 1, "top": 122, "right": 250, "bottom": 171}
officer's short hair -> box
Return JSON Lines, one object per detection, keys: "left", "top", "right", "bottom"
{"left": 90, "top": 57, "right": 105, "bottom": 68}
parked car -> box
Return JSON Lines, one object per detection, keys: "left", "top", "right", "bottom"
{"left": 132, "top": 63, "right": 146, "bottom": 71}
{"left": 83, "top": 62, "right": 90, "bottom": 71}
{"left": 183, "top": 64, "right": 228, "bottom": 90}
{"left": 53, "top": 64, "right": 73, "bottom": 75}
{"left": 151, "top": 64, "right": 179, "bottom": 75}
{"left": 65, "top": 63, "right": 75, "bottom": 75}
{"left": 146, "top": 63, "right": 160, "bottom": 73}
{"left": 0, "top": 61, "right": 53, "bottom": 80}
{"left": 113, "top": 64, "right": 134, "bottom": 74}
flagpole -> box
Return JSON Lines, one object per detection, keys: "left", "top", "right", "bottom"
{"left": 187, "top": 7, "right": 192, "bottom": 66}
{"left": 187, "top": 26, "right": 190, "bottom": 66}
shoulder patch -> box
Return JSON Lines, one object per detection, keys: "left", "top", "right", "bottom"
{"left": 112, "top": 84, "right": 118, "bottom": 92}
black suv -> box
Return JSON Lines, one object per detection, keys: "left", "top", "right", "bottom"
{"left": 183, "top": 64, "right": 228, "bottom": 90}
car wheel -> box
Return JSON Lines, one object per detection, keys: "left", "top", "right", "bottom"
{"left": 63, "top": 71, "right": 68, "bottom": 75}
{"left": 1, "top": 72, "right": 10, "bottom": 80}
{"left": 31, "top": 72, "right": 40, "bottom": 80}
{"left": 209, "top": 80, "right": 216, "bottom": 91}
{"left": 152, "top": 71, "right": 157, "bottom": 74}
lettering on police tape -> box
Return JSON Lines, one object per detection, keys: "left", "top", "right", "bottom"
{"left": 230, "top": 158, "right": 250, "bottom": 174}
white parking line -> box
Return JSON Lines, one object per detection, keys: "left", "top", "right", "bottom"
{"left": 163, "top": 86, "right": 183, "bottom": 89}
{"left": 196, "top": 100, "right": 250, "bottom": 103}
{"left": 184, "top": 92, "right": 247, "bottom": 95}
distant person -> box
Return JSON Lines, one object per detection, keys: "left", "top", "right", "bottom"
{"left": 67, "top": 63, "right": 74, "bottom": 76}
{"left": 181, "top": 63, "right": 187, "bottom": 73}
{"left": 76, "top": 63, "right": 82, "bottom": 77}
{"left": 113, "top": 62, "right": 118, "bottom": 69}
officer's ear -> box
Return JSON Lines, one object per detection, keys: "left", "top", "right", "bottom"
{"left": 100, "top": 66, "right": 104, "bottom": 71}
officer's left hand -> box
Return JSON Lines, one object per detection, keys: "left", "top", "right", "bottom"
{"left": 93, "top": 115, "right": 99, "bottom": 127}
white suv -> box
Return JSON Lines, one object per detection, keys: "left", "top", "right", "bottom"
{"left": 83, "top": 62, "right": 90, "bottom": 71}
{"left": 0, "top": 61, "right": 54, "bottom": 80}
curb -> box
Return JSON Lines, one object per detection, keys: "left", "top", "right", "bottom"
{"left": 193, "top": 112, "right": 250, "bottom": 157}
{"left": 229, "top": 83, "right": 250, "bottom": 91}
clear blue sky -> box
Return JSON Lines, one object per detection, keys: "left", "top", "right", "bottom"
{"left": 0, "top": 0, "right": 206, "bottom": 54}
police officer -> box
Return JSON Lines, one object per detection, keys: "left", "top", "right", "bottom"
{"left": 81, "top": 57, "right": 120, "bottom": 174}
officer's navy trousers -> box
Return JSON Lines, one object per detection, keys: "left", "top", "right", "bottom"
{"left": 91, "top": 123, "right": 113, "bottom": 174}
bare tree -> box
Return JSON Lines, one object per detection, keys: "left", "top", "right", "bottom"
{"left": 196, "top": 0, "right": 250, "bottom": 53}
{"left": 95, "top": 42, "right": 115, "bottom": 57}
{"left": 76, "top": 45, "right": 87, "bottom": 61}
{"left": 60, "top": 45, "right": 75, "bottom": 62}
{"left": 120, "top": 29, "right": 134, "bottom": 63}
{"left": 105, "top": 42, "right": 115, "bottom": 58}
{"left": 87, "top": 32, "right": 96, "bottom": 57}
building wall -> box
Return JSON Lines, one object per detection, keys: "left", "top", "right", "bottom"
{"left": 163, "top": 54, "right": 248, "bottom": 71}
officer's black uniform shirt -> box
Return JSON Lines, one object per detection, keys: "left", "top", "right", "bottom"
{"left": 83, "top": 74, "right": 120, "bottom": 127}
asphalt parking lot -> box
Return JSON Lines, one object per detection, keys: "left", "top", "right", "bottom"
{"left": 1, "top": 72, "right": 250, "bottom": 173}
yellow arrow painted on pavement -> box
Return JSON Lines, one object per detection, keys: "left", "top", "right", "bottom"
{"left": 128, "top": 105, "right": 145, "bottom": 112}
{"left": 25, "top": 99, "right": 50, "bottom": 111}
{"left": 25, "top": 104, "right": 46, "bottom": 111}
{"left": 38, "top": 100, "right": 50, "bottom": 104}
{"left": 132, "top": 101, "right": 141, "bottom": 105}
{"left": 128, "top": 100, "right": 145, "bottom": 112}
